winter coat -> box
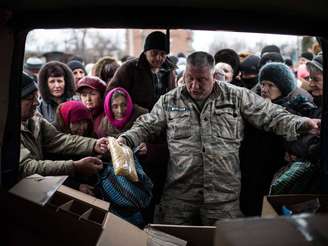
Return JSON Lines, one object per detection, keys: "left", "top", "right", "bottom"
{"left": 38, "top": 61, "right": 76, "bottom": 123}
{"left": 96, "top": 105, "right": 148, "bottom": 138}
{"left": 20, "top": 113, "right": 97, "bottom": 178}
{"left": 120, "top": 81, "right": 308, "bottom": 207}
{"left": 106, "top": 53, "right": 176, "bottom": 111}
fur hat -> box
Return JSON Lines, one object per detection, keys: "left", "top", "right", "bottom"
{"left": 240, "top": 55, "right": 260, "bottom": 74}
{"left": 21, "top": 72, "right": 38, "bottom": 98}
{"left": 214, "top": 49, "right": 240, "bottom": 78}
{"left": 259, "top": 62, "right": 297, "bottom": 97}
{"left": 261, "top": 45, "right": 281, "bottom": 57}
{"left": 144, "top": 31, "right": 168, "bottom": 53}
{"left": 259, "top": 52, "right": 284, "bottom": 69}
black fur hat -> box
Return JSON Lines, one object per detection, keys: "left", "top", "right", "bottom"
{"left": 259, "top": 62, "right": 296, "bottom": 97}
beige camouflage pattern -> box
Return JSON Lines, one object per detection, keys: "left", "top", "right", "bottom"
{"left": 20, "top": 114, "right": 97, "bottom": 178}
{"left": 121, "top": 81, "right": 307, "bottom": 208}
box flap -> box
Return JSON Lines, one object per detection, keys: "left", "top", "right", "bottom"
{"left": 262, "top": 196, "right": 279, "bottom": 217}
{"left": 97, "top": 212, "right": 148, "bottom": 246}
{"left": 148, "top": 224, "right": 215, "bottom": 246}
{"left": 9, "top": 174, "right": 68, "bottom": 206}
{"left": 144, "top": 227, "right": 187, "bottom": 246}
{"left": 214, "top": 215, "right": 326, "bottom": 246}
{"left": 57, "top": 185, "right": 110, "bottom": 211}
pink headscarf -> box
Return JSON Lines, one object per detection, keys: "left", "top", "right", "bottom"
{"left": 104, "top": 87, "right": 134, "bottom": 129}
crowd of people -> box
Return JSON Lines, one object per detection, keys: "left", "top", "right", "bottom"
{"left": 21, "top": 31, "right": 323, "bottom": 226}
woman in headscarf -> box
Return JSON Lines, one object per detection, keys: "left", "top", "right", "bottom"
{"left": 53, "top": 100, "right": 95, "bottom": 195}
{"left": 98, "top": 87, "right": 148, "bottom": 145}
{"left": 55, "top": 100, "right": 93, "bottom": 136}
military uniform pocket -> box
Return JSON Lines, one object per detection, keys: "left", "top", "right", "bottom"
{"left": 212, "top": 107, "right": 240, "bottom": 140}
{"left": 168, "top": 111, "right": 192, "bottom": 140}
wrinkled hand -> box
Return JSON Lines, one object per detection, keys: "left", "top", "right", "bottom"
{"left": 117, "top": 136, "right": 127, "bottom": 146}
{"left": 94, "top": 137, "right": 109, "bottom": 154}
{"left": 137, "top": 142, "right": 147, "bottom": 155}
{"left": 301, "top": 118, "right": 321, "bottom": 135}
{"left": 73, "top": 157, "right": 103, "bottom": 176}
{"left": 79, "top": 184, "right": 95, "bottom": 196}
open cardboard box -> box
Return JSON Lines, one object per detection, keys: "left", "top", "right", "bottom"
{"left": 262, "top": 194, "right": 328, "bottom": 217}
{"left": 146, "top": 224, "right": 216, "bottom": 246}
{"left": 1, "top": 174, "right": 148, "bottom": 246}
{"left": 215, "top": 214, "right": 328, "bottom": 246}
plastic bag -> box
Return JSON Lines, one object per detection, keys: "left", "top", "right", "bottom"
{"left": 107, "top": 137, "right": 138, "bottom": 182}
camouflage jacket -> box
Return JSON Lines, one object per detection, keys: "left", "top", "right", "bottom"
{"left": 120, "top": 81, "right": 307, "bottom": 204}
{"left": 20, "top": 114, "right": 96, "bottom": 178}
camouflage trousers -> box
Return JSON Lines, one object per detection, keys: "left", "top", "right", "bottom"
{"left": 154, "top": 196, "right": 243, "bottom": 226}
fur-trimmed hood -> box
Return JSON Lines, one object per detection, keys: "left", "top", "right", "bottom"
{"left": 38, "top": 61, "right": 75, "bottom": 103}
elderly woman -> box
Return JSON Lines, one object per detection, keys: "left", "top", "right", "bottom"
{"left": 240, "top": 62, "right": 299, "bottom": 216}
{"left": 38, "top": 61, "right": 76, "bottom": 123}
{"left": 76, "top": 76, "right": 107, "bottom": 137}
{"left": 101, "top": 87, "right": 147, "bottom": 135}
{"left": 97, "top": 87, "right": 148, "bottom": 152}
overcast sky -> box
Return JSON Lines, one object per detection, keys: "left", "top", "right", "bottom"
{"left": 26, "top": 28, "right": 300, "bottom": 54}
{"left": 192, "top": 30, "right": 298, "bottom": 51}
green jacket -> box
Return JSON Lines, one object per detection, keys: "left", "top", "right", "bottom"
{"left": 20, "top": 114, "right": 97, "bottom": 178}
{"left": 120, "top": 81, "right": 308, "bottom": 204}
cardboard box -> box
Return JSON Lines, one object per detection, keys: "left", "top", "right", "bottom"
{"left": 215, "top": 214, "right": 328, "bottom": 246}
{"left": 147, "top": 224, "right": 216, "bottom": 246}
{"left": 1, "top": 174, "right": 148, "bottom": 246}
{"left": 262, "top": 194, "right": 328, "bottom": 217}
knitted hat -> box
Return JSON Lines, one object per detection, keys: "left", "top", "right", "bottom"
{"left": 214, "top": 49, "right": 240, "bottom": 78}
{"left": 76, "top": 76, "right": 107, "bottom": 95}
{"left": 261, "top": 45, "right": 281, "bottom": 57}
{"left": 259, "top": 62, "right": 296, "bottom": 97}
{"left": 144, "top": 31, "right": 168, "bottom": 53}
{"left": 306, "top": 54, "right": 323, "bottom": 72}
{"left": 301, "top": 52, "right": 314, "bottom": 61}
{"left": 67, "top": 60, "right": 86, "bottom": 74}
{"left": 240, "top": 55, "right": 260, "bottom": 74}
{"left": 21, "top": 72, "right": 38, "bottom": 98}
{"left": 259, "top": 52, "right": 284, "bottom": 69}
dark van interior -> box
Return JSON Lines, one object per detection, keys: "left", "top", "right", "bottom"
{"left": 0, "top": 0, "right": 327, "bottom": 244}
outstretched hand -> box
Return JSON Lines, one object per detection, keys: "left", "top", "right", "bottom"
{"left": 94, "top": 137, "right": 109, "bottom": 154}
{"left": 301, "top": 118, "right": 321, "bottom": 135}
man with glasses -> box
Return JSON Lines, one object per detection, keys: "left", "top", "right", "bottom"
{"left": 20, "top": 73, "right": 108, "bottom": 179}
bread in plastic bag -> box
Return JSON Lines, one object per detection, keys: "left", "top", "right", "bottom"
{"left": 107, "top": 137, "right": 138, "bottom": 182}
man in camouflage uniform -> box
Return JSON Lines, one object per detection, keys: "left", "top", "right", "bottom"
{"left": 118, "top": 52, "right": 320, "bottom": 225}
